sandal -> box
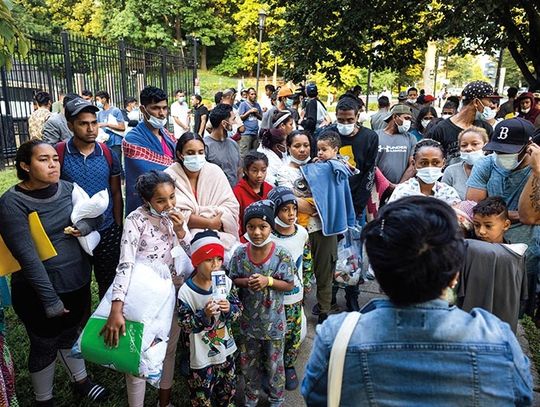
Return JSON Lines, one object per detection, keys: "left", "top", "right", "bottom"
{"left": 285, "top": 367, "right": 299, "bottom": 391}
{"left": 73, "top": 377, "right": 109, "bottom": 403}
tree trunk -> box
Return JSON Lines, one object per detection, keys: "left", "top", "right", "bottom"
{"left": 200, "top": 45, "right": 208, "bottom": 71}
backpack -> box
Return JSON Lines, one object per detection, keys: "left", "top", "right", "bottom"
{"left": 56, "top": 141, "right": 113, "bottom": 169}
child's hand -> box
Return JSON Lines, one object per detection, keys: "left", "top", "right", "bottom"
{"left": 248, "top": 273, "right": 269, "bottom": 291}
{"left": 204, "top": 301, "right": 220, "bottom": 319}
{"left": 216, "top": 299, "right": 230, "bottom": 313}
{"left": 169, "top": 211, "right": 186, "bottom": 239}
{"left": 100, "top": 309, "right": 125, "bottom": 348}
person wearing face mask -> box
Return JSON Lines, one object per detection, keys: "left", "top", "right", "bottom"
{"left": 405, "top": 87, "right": 421, "bottom": 129}
{"left": 257, "top": 127, "right": 289, "bottom": 185}
{"left": 442, "top": 127, "right": 488, "bottom": 200}
{"left": 516, "top": 92, "right": 540, "bottom": 128}
{"left": 375, "top": 104, "right": 418, "bottom": 184}
{"left": 389, "top": 139, "right": 460, "bottom": 205}
{"left": 467, "top": 118, "right": 540, "bottom": 316}
{"left": 204, "top": 103, "right": 241, "bottom": 187}
{"left": 123, "top": 86, "right": 177, "bottom": 214}
{"left": 411, "top": 106, "right": 438, "bottom": 141}
{"left": 165, "top": 132, "right": 240, "bottom": 251}
{"left": 441, "top": 101, "right": 458, "bottom": 120}
{"left": 170, "top": 89, "right": 190, "bottom": 139}
{"left": 427, "top": 81, "right": 494, "bottom": 165}
{"left": 261, "top": 86, "right": 296, "bottom": 131}
{"left": 322, "top": 98, "right": 379, "bottom": 216}
{"left": 121, "top": 97, "right": 140, "bottom": 136}
{"left": 95, "top": 90, "right": 126, "bottom": 161}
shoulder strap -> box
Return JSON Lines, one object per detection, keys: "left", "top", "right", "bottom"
{"left": 98, "top": 142, "right": 113, "bottom": 168}
{"left": 327, "top": 312, "right": 361, "bottom": 407}
{"left": 56, "top": 141, "right": 66, "bottom": 166}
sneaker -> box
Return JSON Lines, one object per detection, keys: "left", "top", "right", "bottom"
{"left": 285, "top": 367, "right": 299, "bottom": 391}
{"left": 35, "top": 400, "right": 54, "bottom": 407}
{"left": 317, "top": 313, "right": 328, "bottom": 324}
{"left": 73, "top": 377, "right": 109, "bottom": 402}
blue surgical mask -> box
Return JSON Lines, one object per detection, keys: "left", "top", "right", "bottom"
{"left": 416, "top": 167, "right": 442, "bottom": 184}
{"left": 494, "top": 152, "right": 522, "bottom": 171}
{"left": 96, "top": 101, "right": 104, "bottom": 109}
{"left": 336, "top": 123, "right": 355, "bottom": 136}
{"left": 285, "top": 98, "right": 294, "bottom": 108}
{"left": 460, "top": 150, "right": 485, "bottom": 166}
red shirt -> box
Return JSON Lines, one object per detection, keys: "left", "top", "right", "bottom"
{"left": 233, "top": 178, "right": 273, "bottom": 241}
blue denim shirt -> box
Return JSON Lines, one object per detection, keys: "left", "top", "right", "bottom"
{"left": 302, "top": 298, "right": 532, "bottom": 406}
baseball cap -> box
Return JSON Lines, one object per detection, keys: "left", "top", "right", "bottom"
{"left": 384, "top": 104, "right": 412, "bottom": 122}
{"left": 306, "top": 83, "right": 318, "bottom": 97}
{"left": 397, "top": 91, "right": 407, "bottom": 101}
{"left": 65, "top": 98, "right": 99, "bottom": 121}
{"left": 423, "top": 95, "right": 436, "bottom": 103}
{"left": 483, "top": 118, "right": 534, "bottom": 154}
{"left": 277, "top": 86, "right": 293, "bottom": 98}
{"left": 461, "top": 81, "right": 496, "bottom": 101}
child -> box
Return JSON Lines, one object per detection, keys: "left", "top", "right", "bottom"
{"left": 177, "top": 230, "right": 242, "bottom": 407}
{"left": 233, "top": 151, "right": 274, "bottom": 240}
{"left": 267, "top": 186, "right": 311, "bottom": 391}
{"left": 229, "top": 200, "right": 295, "bottom": 407}
{"left": 472, "top": 196, "right": 511, "bottom": 243}
{"left": 101, "top": 170, "right": 191, "bottom": 407}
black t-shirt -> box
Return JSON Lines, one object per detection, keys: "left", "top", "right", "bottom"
{"left": 193, "top": 104, "right": 209, "bottom": 136}
{"left": 427, "top": 118, "right": 493, "bottom": 164}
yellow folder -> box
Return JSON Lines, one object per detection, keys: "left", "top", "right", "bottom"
{"left": 0, "top": 211, "right": 58, "bottom": 276}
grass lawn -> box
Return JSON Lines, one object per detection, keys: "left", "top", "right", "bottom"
{"left": 0, "top": 168, "right": 190, "bottom": 406}
{"left": 198, "top": 70, "right": 257, "bottom": 105}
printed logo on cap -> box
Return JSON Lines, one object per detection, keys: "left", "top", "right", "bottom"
{"left": 497, "top": 127, "right": 509, "bottom": 140}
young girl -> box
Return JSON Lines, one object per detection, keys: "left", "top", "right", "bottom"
{"left": 233, "top": 151, "right": 274, "bottom": 240}
{"left": 177, "top": 230, "right": 242, "bottom": 406}
{"left": 267, "top": 186, "right": 311, "bottom": 391}
{"left": 229, "top": 201, "right": 295, "bottom": 407}
{"left": 101, "top": 170, "right": 191, "bottom": 407}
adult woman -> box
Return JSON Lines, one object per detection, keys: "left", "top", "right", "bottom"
{"left": 271, "top": 110, "right": 295, "bottom": 136}
{"left": 411, "top": 106, "right": 438, "bottom": 141}
{"left": 302, "top": 196, "right": 532, "bottom": 405}
{"left": 0, "top": 140, "right": 107, "bottom": 406}
{"left": 389, "top": 139, "right": 460, "bottom": 205}
{"left": 276, "top": 131, "right": 336, "bottom": 324}
{"left": 442, "top": 126, "right": 488, "bottom": 200}
{"left": 257, "top": 127, "right": 289, "bottom": 186}
{"left": 165, "top": 132, "right": 240, "bottom": 251}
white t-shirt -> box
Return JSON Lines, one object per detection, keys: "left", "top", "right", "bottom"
{"left": 170, "top": 101, "right": 190, "bottom": 139}
{"left": 271, "top": 226, "right": 309, "bottom": 305}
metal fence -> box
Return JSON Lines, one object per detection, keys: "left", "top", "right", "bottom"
{"left": 0, "top": 32, "right": 195, "bottom": 167}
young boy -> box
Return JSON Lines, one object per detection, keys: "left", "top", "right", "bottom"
{"left": 472, "top": 196, "right": 511, "bottom": 244}
{"left": 267, "top": 186, "right": 312, "bottom": 391}
{"left": 317, "top": 130, "right": 359, "bottom": 174}
{"left": 229, "top": 200, "right": 295, "bottom": 407}
{"left": 177, "top": 230, "right": 242, "bottom": 406}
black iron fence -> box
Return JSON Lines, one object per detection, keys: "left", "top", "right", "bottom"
{"left": 0, "top": 32, "right": 195, "bottom": 167}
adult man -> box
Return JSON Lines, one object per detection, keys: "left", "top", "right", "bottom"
{"left": 170, "top": 89, "right": 190, "bottom": 139}
{"left": 375, "top": 104, "right": 417, "bottom": 184}
{"left": 302, "top": 83, "right": 331, "bottom": 134}
{"left": 441, "top": 101, "right": 458, "bottom": 119}
{"left": 123, "top": 86, "right": 176, "bottom": 214}
{"left": 238, "top": 87, "right": 263, "bottom": 157}
{"left": 95, "top": 90, "right": 125, "bottom": 160}
{"left": 42, "top": 92, "right": 80, "bottom": 145}
{"left": 261, "top": 84, "right": 275, "bottom": 112}
{"left": 467, "top": 118, "right": 540, "bottom": 315}
{"left": 370, "top": 96, "right": 390, "bottom": 131}
{"left": 516, "top": 92, "right": 540, "bottom": 128}
{"left": 28, "top": 91, "right": 51, "bottom": 139}
{"left": 121, "top": 96, "right": 140, "bottom": 135}
{"left": 405, "top": 87, "right": 421, "bottom": 128}
{"left": 81, "top": 89, "right": 93, "bottom": 102}
{"left": 496, "top": 87, "right": 518, "bottom": 119}
{"left": 422, "top": 95, "right": 436, "bottom": 108}
{"left": 428, "top": 81, "right": 494, "bottom": 164}
{"left": 191, "top": 94, "right": 209, "bottom": 137}
{"left": 205, "top": 103, "right": 241, "bottom": 187}
{"left": 59, "top": 99, "right": 123, "bottom": 299}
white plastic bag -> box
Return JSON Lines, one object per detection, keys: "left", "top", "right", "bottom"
{"left": 334, "top": 227, "right": 362, "bottom": 287}
{"left": 71, "top": 183, "right": 109, "bottom": 255}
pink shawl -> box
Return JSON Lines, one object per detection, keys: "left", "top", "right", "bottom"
{"left": 165, "top": 162, "right": 240, "bottom": 249}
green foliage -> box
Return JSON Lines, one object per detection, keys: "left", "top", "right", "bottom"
{"left": 0, "top": 0, "right": 29, "bottom": 69}
{"left": 0, "top": 168, "right": 16, "bottom": 195}
{"left": 445, "top": 54, "right": 487, "bottom": 88}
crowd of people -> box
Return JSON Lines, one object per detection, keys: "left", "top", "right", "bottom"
{"left": 1, "top": 78, "right": 539, "bottom": 406}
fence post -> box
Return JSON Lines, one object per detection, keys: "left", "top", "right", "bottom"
{"left": 192, "top": 38, "right": 198, "bottom": 91}
{"left": 61, "top": 31, "right": 74, "bottom": 93}
{"left": 119, "top": 39, "right": 128, "bottom": 104}
{"left": 161, "top": 48, "right": 168, "bottom": 96}
{"left": 0, "top": 67, "right": 8, "bottom": 168}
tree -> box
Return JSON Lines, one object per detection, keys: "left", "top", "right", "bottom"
{"left": 0, "top": 0, "right": 29, "bottom": 69}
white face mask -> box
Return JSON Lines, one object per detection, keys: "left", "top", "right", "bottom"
{"left": 243, "top": 232, "right": 273, "bottom": 248}
{"left": 397, "top": 119, "right": 411, "bottom": 133}
{"left": 289, "top": 155, "right": 311, "bottom": 165}
{"left": 408, "top": 98, "right": 417, "bottom": 104}
{"left": 336, "top": 123, "right": 355, "bottom": 136}
{"left": 127, "top": 109, "right": 140, "bottom": 121}
{"left": 178, "top": 97, "right": 186, "bottom": 103}
{"left": 441, "top": 114, "right": 452, "bottom": 120}
{"left": 416, "top": 167, "right": 442, "bottom": 184}
{"left": 460, "top": 150, "right": 485, "bottom": 166}
{"left": 494, "top": 152, "right": 522, "bottom": 171}
{"left": 142, "top": 107, "right": 167, "bottom": 129}
{"left": 522, "top": 108, "right": 531, "bottom": 114}
{"left": 183, "top": 154, "right": 206, "bottom": 172}
{"left": 421, "top": 119, "right": 431, "bottom": 129}
{"left": 274, "top": 216, "right": 295, "bottom": 228}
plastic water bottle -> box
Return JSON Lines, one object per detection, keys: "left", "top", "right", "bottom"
{"left": 211, "top": 270, "right": 227, "bottom": 301}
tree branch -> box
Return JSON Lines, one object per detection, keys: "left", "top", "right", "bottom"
{"left": 507, "top": 41, "right": 536, "bottom": 84}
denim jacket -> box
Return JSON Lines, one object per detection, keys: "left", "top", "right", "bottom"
{"left": 302, "top": 298, "right": 532, "bottom": 406}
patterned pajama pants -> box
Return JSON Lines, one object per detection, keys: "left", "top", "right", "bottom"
{"left": 188, "top": 355, "right": 236, "bottom": 407}
{"left": 240, "top": 337, "right": 285, "bottom": 407}
{"left": 91, "top": 223, "right": 122, "bottom": 299}
{"left": 284, "top": 302, "right": 302, "bottom": 368}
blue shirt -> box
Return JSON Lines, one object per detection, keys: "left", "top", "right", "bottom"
{"left": 238, "top": 101, "right": 262, "bottom": 136}
{"left": 97, "top": 106, "right": 125, "bottom": 147}
{"left": 302, "top": 298, "right": 532, "bottom": 406}
{"left": 60, "top": 139, "right": 122, "bottom": 231}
